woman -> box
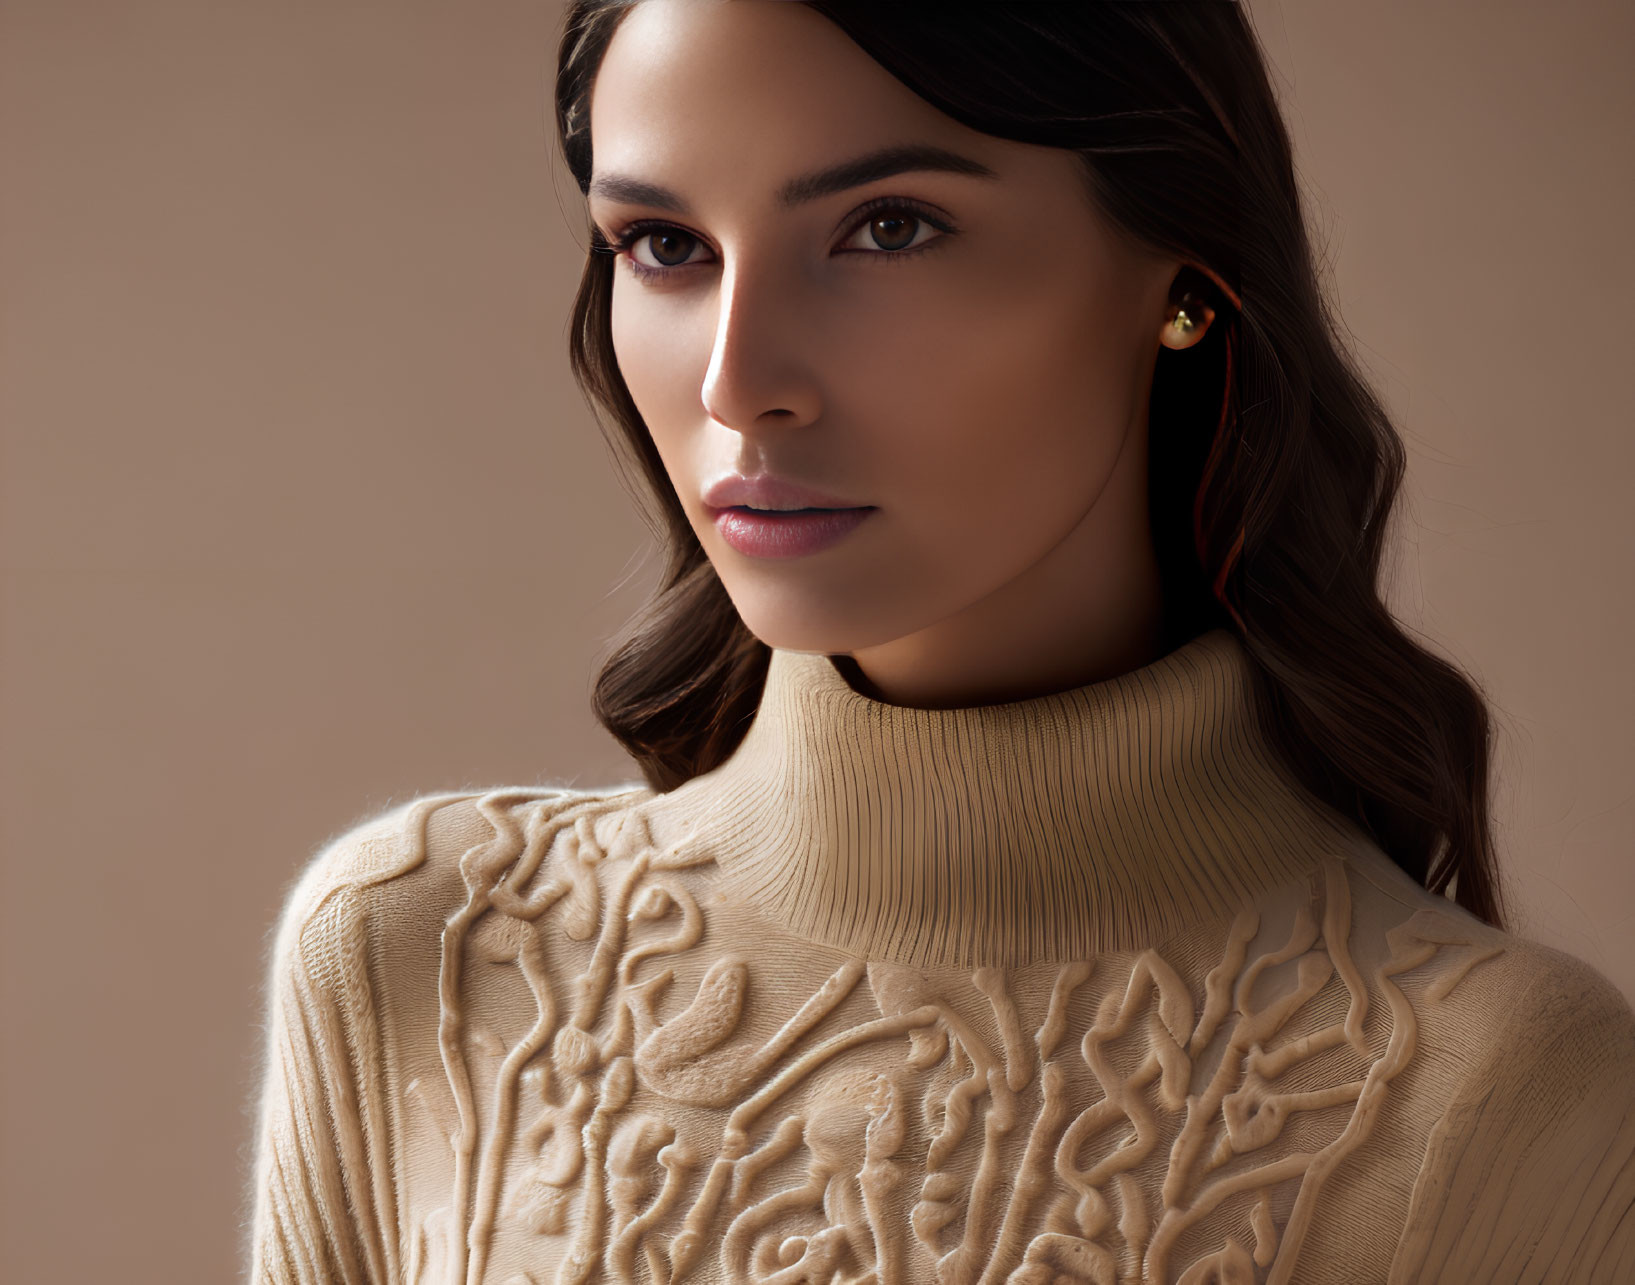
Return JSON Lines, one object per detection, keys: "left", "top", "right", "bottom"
{"left": 246, "top": 3, "right": 1635, "bottom": 1281}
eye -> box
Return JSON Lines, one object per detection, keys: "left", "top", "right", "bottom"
{"left": 837, "top": 201, "right": 947, "bottom": 257}
{"left": 598, "top": 196, "right": 956, "bottom": 284}
{"left": 625, "top": 226, "right": 708, "bottom": 273}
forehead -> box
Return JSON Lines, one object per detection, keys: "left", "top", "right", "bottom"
{"left": 587, "top": 0, "right": 987, "bottom": 204}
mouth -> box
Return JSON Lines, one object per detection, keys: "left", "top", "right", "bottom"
{"left": 708, "top": 504, "right": 877, "bottom": 559}
{"left": 700, "top": 473, "right": 870, "bottom": 512}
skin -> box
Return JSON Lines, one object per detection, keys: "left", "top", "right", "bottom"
{"left": 586, "top": 0, "right": 1215, "bottom": 709}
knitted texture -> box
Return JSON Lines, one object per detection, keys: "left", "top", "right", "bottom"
{"left": 244, "top": 628, "right": 1635, "bottom": 1282}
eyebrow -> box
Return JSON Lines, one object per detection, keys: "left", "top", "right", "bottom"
{"left": 587, "top": 143, "right": 1001, "bottom": 215}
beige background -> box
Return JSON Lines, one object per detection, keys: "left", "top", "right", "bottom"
{"left": 2, "top": 0, "right": 1631, "bottom": 1278}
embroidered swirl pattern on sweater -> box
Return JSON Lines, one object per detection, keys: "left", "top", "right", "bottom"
{"left": 402, "top": 788, "right": 1505, "bottom": 1285}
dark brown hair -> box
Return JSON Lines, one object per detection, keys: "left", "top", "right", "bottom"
{"left": 552, "top": 1, "right": 1510, "bottom": 930}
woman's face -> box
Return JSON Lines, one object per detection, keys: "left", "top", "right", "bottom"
{"left": 587, "top": 0, "right": 1195, "bottom": 701}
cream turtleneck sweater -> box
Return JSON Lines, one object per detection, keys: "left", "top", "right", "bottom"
{"left": 245, "top": 628, "right": 1635, "bottom": 1284}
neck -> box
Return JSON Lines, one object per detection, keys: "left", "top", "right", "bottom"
{"left": 639, "top": 628, "right": 1362, "bottom": 968}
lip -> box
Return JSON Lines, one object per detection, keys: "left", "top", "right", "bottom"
{"left": 710, "top": 506, "right": 875, "bottom": 559}
{"left": 702, "top": 473, "right": 869, "bottom": 511}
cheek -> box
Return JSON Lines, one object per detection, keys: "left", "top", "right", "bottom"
{"left": 848, "top": 267, "right": 1144, "bottom": 568}
{"left": 608, "top": 288, "right": 707, "bottom": 501}
{"left": 610, "top": 283, "right": 692, "bottom": 416}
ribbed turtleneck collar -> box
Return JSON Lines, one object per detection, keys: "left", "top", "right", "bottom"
{"left": 640, "top": 627, "right": 1361, "bottom": 969}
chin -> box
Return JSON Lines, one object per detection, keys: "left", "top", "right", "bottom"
{"left": 736, "top": 614, "right": 865, "bottom": 657}
{"left": 736, "top": 594, "right": 955, "bottom": 660}
{"left": 717, "top": 556, "right": 960, "bottom": 656}
{"left": 727, "top": 596, "right": 888, "bottom": 658}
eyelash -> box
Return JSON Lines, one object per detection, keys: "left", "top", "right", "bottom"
{"left": 597, "top": 195, "right": 956, "bottom": 284}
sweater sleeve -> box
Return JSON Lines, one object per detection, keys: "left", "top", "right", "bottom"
{"left": 243, "top": 804, "right": 427, "bottom": 1285}
{"left": 1390, "top": 950, "right": 1635, "bottom": 1283}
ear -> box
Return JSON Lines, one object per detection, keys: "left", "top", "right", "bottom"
{"left": 1160, "top": 293, "right": 1217, "bottom": 350}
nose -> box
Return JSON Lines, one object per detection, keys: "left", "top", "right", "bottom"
{"left": 698, "top": 248, "right": 823, "bottom": 434}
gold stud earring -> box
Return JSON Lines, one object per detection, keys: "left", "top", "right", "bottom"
{"left": 1161, "top": 293, "right": 1214, "bottom": 350}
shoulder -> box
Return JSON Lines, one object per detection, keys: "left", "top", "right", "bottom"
{"left": 1330, "top": 835, "right": 1624, "bottom": 1032}
{"left": 1458, "top": 933, "right": 1635, "bottom": 1107}
{"left": 267, "top": 791, "right": 477, "bottom": 969}
{"left": 1501, "top": 936, "right": 1635, "bottom": 1055}
{"left": 265, "top": 784, "right": 653, "bottom": 983}
{"left": 1317, "top": 836, "right": 1635, "bottom": 1278}
{"left": 1341, "top": 834, "right": 1635, "bottom": 1095}
{"left": 1389, "top": 922, "right": 1635, "bottom": 1280}
{"left": 1448, "top": 931, "right": 1635, "bottom": 1120}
